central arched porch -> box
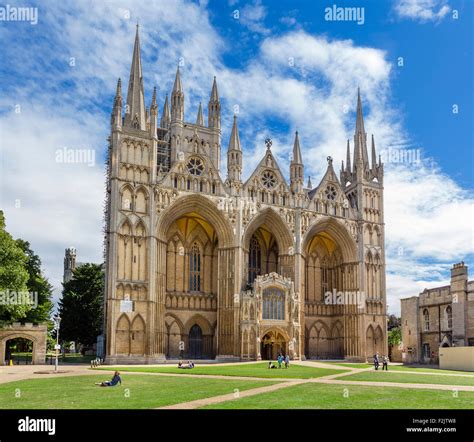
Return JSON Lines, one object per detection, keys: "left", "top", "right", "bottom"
{"left": 260, "top": 329, "right": 289, "bottom": 360}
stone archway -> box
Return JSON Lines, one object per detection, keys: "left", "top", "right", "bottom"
{"left": 0, "top": 323, "right": 47, "bottom": 366}
{"left": 260, "top": 328, "right": 289, "bottom": 360}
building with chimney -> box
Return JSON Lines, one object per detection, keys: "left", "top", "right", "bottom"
{"left": 103, "top": 26, "right": 387, "bottom": 363}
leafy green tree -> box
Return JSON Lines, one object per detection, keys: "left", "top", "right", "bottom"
{"left": 388, "top": 327, "right": 402, "bottom": 347}
{"left": 0, "top": 211, "right": 30, "bottom": 325}
{"left": 59, "top": 263, "right": 104, "bottom": 347}
{"left": 15, "top": 239, "right": 54, "bottom": 326}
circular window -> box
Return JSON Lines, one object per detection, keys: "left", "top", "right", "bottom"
{"left": 261, "top": 170, "right": 277, "bottom": 189}
{"left": 187, "top": 157, "right": 204, "bottom": 176}
{"left": 325, "top": 185, "right": 337, "bottom": 200}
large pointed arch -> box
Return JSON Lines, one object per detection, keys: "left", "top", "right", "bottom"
{"left": 302, "top": 217, "right": 357, "bottom": 262}
{"left": 156, "top": 194, "right": 234, "bottom": 247}
{"left": 242, "top": 207, "right": 293, "bottom": 253}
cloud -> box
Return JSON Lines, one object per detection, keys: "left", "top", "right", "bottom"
{"left": 394, "top": 0, "right": 451, "bottom": 22}
{"left": 236, "top": 0, "right": 269, "bottom": 35}
{"left": 1, "top": 0, "right": 472, "bottom": 319}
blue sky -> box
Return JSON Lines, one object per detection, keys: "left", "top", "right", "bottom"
{"left": 0, "top": 0, "right": 473, "bottom": 315}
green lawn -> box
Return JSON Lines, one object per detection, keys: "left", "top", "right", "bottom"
{"left": 202, "top": 382, "right": 474, "bottom": 409}
{"left": 0, "top": 374, "right": 275, "bottom": 409}
{"left": 337, "top": 371, "right": 474, "bottom": 386}
{"left": 323, "top": 362, "right": 474, "bottom": 375}
{"left": 101, "top": 362, "right": 347, "bottom": 379}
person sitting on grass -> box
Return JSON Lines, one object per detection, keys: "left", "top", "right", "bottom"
{"left": 95, "top": 371, "right": 121, "bottom": 387}
{"left": 178, "top": 360, "right": 195, "bottom": 369}
{"left": 268, "top": 361, "right": 276, "bottom": 369}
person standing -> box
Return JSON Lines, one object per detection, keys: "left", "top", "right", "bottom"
{"left": 284, "top": 354, "right": 290, "bottom": 369}
{"left": 277, "top": 353, "right": 282, "bottom": 368}
{"left": 382, "top": 355, "right": 388, "bottom": 371}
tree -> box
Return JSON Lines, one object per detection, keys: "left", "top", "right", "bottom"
{"left": 388, "top": 327, "right": 402, "bottom": 347}
{"left": 15, "top": 239, "right": 54, "bottom": 326}
{"left": 59, "top": 263, "right": 104, "bottom": 348}
{"left": 0, "top": 211, "right": 30, "bottom": 326}
{"left": 387, "top": 314, "right": 401, "bottom": 330}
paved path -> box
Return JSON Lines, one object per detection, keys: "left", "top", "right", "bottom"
{"left": 160, "top": 380, "right": 307, "bottom": 409}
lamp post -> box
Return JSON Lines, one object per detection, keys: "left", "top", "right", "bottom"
{"left": 54, "top": 315, "right": 61, "bottom": 372}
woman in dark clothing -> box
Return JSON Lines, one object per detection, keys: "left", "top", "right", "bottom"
{"left": 96, "top": 371, "right": 122, "bottom": 387}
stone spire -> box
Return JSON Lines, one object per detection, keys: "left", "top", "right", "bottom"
{"left": 371, "top": 134, "right": 377, "bottom": 169}
{"left": 290, "top": 131, "right": 304, "bottom": 194}
{"left": 306, "top": 176, "right": 312, "bottom": 189}
{"left": 208, "top": 76, "right": 220, "bottom": 129}
{"left": 160, "top": 94, "right": 170, "bottom": 128}
{"left": 111, "top": 78, "right": 123, "bottom": 129}
{"left": 196, "top": 102, "right": 204, "bottom": 126}
{"left": 124, "top": 25, "right": 146, "bottom": 130}
{"left": 171, "top": 66, "right": 184, "bottom": 121}
{"left": 353, "top": 88, "right": 369, "bottom": 169}
{"left": 227, "top": 115, "right": 242, "bottom": 183}
{"left": 346, "top": 139, "right": 351, "bottom": 174}
{"left": 149, "top": 86, "right": 158, "bottom": 136}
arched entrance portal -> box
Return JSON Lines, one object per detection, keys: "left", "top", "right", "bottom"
{"left": 4, "top": 337, "right": 33, "bottom": 364}
{"left": 188, "top": 324, "right": 203, "bottom": 359}
{"left": 260, "top": 330, "right": 287, "bottom": 360}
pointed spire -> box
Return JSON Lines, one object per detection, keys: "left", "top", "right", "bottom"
{"left": 208, "top": 76, "right": 220, "bottom": 129}
{"left": 228, "top": 115, "right": 241, "bottom": 151}
{"left": 171, "top": 66, "right": 184, "bottom": 122}
{"left": 114, "top": 78, "right": 122, "bottom": 103}
{"left": 160, "top": 94, "right": 170, "bottom": 128}
{"left": 355, "top": 87, "right": 365, "bottom": 135}
{"left": 346, "top": 139, "right": 351, "bottom": 174}
{"left": 210, "top": 76, "right": 219, "bottom": 101}
{"left": 124, "top": 24, "right": 146, "bottom": 130}
{"left": 151, "top": 86, "right": 157, "bottom": 111}
{"left": 307, "top": 176, "right": 312, "bottom": 189}
{"left": 196, "top": 102, "right": 204, "bottom": 126}
{"left": 292, "top": 131, "right": 303, "bottom": 164}
{"left": 173, "top": 66, "right": 183, "bottom": 94}
{"left": 371, "top": 134, "right": 377, "bottom": 169}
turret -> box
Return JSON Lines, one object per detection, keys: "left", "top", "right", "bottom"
{"left": 227, "top": 115, "right": 242, "bottom": 183}
{"left": 208, "top": 76, "right": 220, "bottom": 129}
{"left": 160, "top": 95, "right": 170, "bottom": 128}
{"left": 196, "top": 102, "right": 204, "bottom": 126}
{"left": 290, "top": 131, "right": 304, "bottom": 194}
{"left": 150, "top": 86, "right": 158, "bottom": 137}
{"left": 111, "top": 78, "right": 123, "bottom": 130}
{"left": 171, "top": 66, "right": 184, "bottom": 122}
{"left": 123, "top": 25, "right": 146, "bottom": 131}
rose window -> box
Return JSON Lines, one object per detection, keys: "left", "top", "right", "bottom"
{"left": 187, "top": 157, "right": 204, "bottom": 176}
{"left": 325, "top": 185, "right": 337, "bottom": 200}
{"left": 261, "top": 170, "right": 277, "bottom": 189}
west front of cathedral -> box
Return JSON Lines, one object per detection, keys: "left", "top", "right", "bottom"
{"left": 104, "top": 27, "right": 387, "bottom": 363}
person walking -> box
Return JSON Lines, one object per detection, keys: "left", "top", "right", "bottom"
{"left": 284, "top": 354, "right": 290, "bottom": 369}
{"left": 382, "top": 355, "right": 388, "bottom": 371}
{"left": 277, "top": 353, "right": 282, "bottom": 368}
{"left": 373, "top": 352, "right": 379, "bottom": 370}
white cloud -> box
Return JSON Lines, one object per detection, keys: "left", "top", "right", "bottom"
{"left": 237, "top": 0, "right": 269, "bottom": 35}
{"left": 1, "top": 0, "right": 472, "bottom": 319}
{"left": 394, "top": 0, "right": 451, "bottom": 22}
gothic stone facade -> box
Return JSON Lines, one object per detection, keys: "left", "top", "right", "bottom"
{"left": 104, "top": 28, "right": 387, "bottom": 363}
{"left": 401, "top": 263, "right": 474, "bottom": 364}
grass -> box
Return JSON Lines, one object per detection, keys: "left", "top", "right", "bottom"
{"left": 100, "top": 362, "right": 348, "bottom": 379}
{"left": 202, "top": 382, "right": 474, "bottom": 409}
{"left": 0, "top": 374, "right": 275, "bottom": 409}
{"left": 322, "top": 361, "right": 474, "bottom": 375}
{"left": 338, "top": 371, "right": 474, "bottom": 386}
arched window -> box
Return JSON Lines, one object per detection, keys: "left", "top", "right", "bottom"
{"left": 189, "top": 243, "right": 201, "bottom": 292}
{"left": 262, "top": 287, "right": 285, "bottom": 320}
{"left": 423, "top": 309, "right": 430, "bottom": 331}
{"left": 445, "top": 306, "right": 452, "bottom": 329}
{"left": 248, "top": 236, "right": 261, "bottom": 286}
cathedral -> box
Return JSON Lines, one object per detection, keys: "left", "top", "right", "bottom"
{"left": 103, "top": 27, "right": 387, "bottom": 363}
